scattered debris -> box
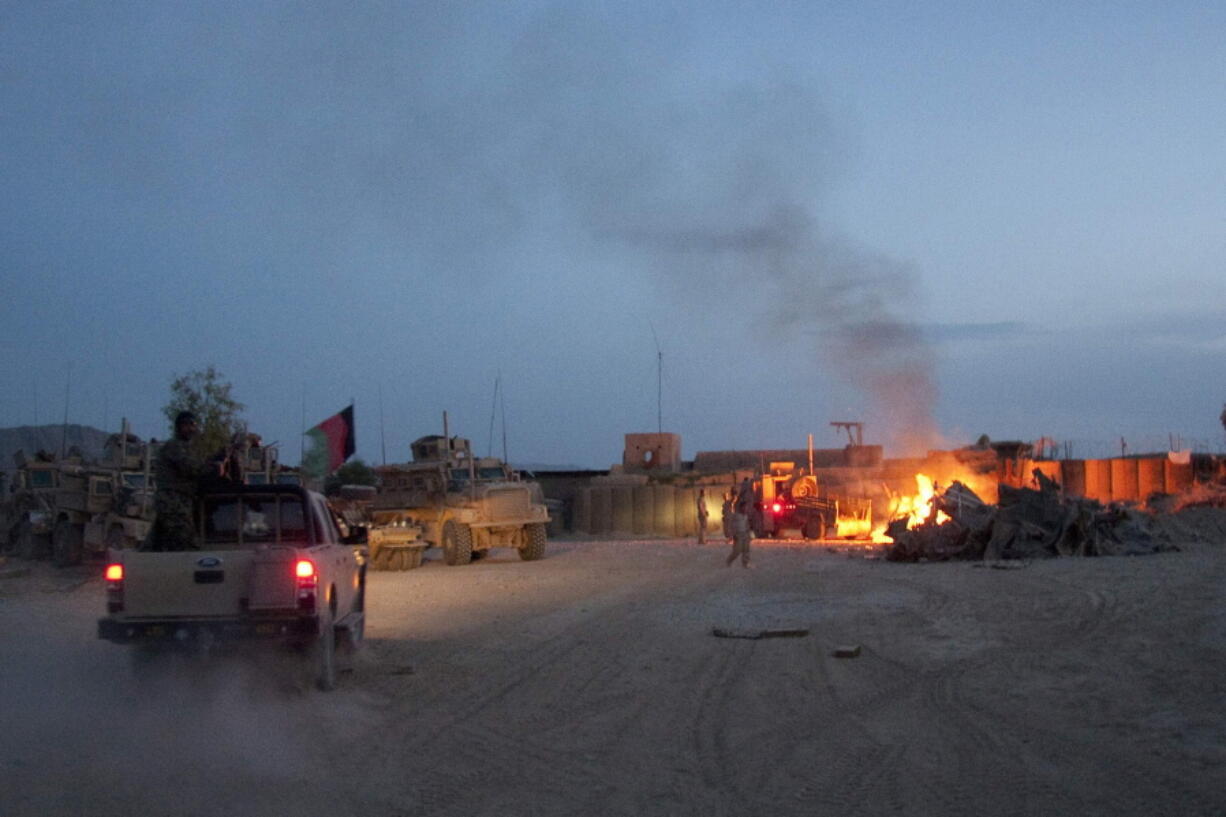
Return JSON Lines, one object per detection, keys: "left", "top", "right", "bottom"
{"left": 971, "top": 560, "right": 1030, "bottom": 570}
{"left": 712, "top": 627, "right": 810, "bottom": 640}
{"left": 885, "top": 478, "right": 1182, "bottom": 562}
{"left": 832, "top": 644, "right": 861, "bottom": 658}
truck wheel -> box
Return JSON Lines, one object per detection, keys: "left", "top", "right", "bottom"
{"left": 519, "top": 523, "right": 547, "bottom": 561}
{"left": 52, "top": 520, "right": 84, "bottom": 567}
{"left": 802, "top": 516, "right": 823, "bottom": 541}
{"left": 442, "top": 520, "right": 473, "bottom": 566}
{"left": 310, "top": 607, "right": 338, "bottom": 691}
{"left": 16, "top": 520, "right": 49, "bottom": 561}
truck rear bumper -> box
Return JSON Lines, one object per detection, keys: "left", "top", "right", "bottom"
{"left": 97, "top": 615, "right": 319, "bottom": 644}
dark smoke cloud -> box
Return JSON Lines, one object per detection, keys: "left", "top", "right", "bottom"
{"left": 489, "top": 7, "right": 942, "bottom": 451}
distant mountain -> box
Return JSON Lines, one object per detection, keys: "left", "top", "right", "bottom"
{"left": 0, "top": 424, "right": 113, "bottom": 470}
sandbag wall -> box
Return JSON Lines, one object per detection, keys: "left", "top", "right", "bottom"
{"left": 572, "top": 484, "right": 725, "bottom": 537}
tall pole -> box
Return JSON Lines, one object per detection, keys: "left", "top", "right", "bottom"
{"left": 649, "top": 321, "right": 662, "bottom": 433}
{"left": 500, "top": 381, "right": 508, "bottom": 466}
{"left": 299, "top": 383, "right": 306, "bottom": 467}
{"left": 60, "top": 361, "right": 72, "bottom": 458}
{"left": 379, "top": 383, "right": 387, "bottom": 466}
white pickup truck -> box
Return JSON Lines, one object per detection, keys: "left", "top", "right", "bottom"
{"left": 97, "top": 484, "right": 366, "bottom": 690}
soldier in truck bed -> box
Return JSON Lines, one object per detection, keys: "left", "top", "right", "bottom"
{"left": 143, "top": 411, "right": 218, "bottom": 551}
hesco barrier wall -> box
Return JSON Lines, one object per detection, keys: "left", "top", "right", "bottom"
{"left": 1005, "top": 456, "right": 1193, "bottom": 504}
{"left": 574, "top": 484, "right": 725, "bottom": 537}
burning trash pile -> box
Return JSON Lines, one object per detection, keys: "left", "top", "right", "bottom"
{"left": 884, "top": 471, "right": 1177, "bottom": 562}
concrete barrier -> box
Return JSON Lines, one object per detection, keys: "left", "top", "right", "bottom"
{"left": 1166, "top": 459, "right": 1193, "bottom": 493}
{"left": 573, "top": 488, "right": 592, "bottom": 535}
{"left": 590, "top": 486, "right": 612, "bottom": 535}
{"left": 632, "top": 486, "right": 654, "bottom": 535}
{"left": 1110, "top": 458, "right": 1139, "bottom": 503}
{"left": 1137, "top": 458, "right": 1164, "bottom": 500}
{"left": 653, "top": 485, "right": 675, "bottom": 536}
{"left": 675, "top": 487, "right": 695, "bottom": 538}
{"left": 611, "top": 487, "right": 635, "bottom": 535}
{"left": 1060, "top": 459, "right": 1086, "bottom": 497}
{"left": 1083, "top": 460, "right": 1112, "bottom": 503}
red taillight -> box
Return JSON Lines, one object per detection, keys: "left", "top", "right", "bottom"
{"left": 295, "top": 559, "right": 317, "bottom": 611}
{"left": 105, "top": 562, "right": 124, "bottom": 613}
{"left": 771, "top": 503, "right": 782, "bottom": 513}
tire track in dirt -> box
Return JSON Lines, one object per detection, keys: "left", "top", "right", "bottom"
{"left": 367, "top": 558, "right": 736, "bottom": 814}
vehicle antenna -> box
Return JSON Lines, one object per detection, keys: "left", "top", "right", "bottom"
{"left": 487, "top": 374, "right": 500, "bottom": 458}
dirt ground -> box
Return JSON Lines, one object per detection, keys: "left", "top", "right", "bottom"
{"left": 2, "top": 525, "right": 1225, "bottom": 817}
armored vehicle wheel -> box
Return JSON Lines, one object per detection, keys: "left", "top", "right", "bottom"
{"left": 16, "top": 520, "right": 49, "bottom": 561}
{"left": 52, "top": 520, "right": 84, "bottom": 567}
{"left": 802, "top": 515, "right": 823, "bottom": 541}
{"left": 310, "top": 606, "right": 337, "bottom": 691}
{"left": 519, "top": 523, "right": 546, "bottom": 561}
{"left": 442, "top": 520, "right": 473, "bottom": 566}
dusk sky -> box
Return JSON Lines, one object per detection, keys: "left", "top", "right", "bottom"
{"left": 3, "top": 1, "right": 1224, "bottom": 468}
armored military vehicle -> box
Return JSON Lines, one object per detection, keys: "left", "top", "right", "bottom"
{"left": 2, "top": 452, "right": 63, "bottom": 559}
{"left": 373, "top": 434, "right": 549, "bottom": 566}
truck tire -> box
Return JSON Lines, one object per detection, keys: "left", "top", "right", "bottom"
{"left": 802, "top": 515, "right": 823, "bottom": 541}
{"left": 519, "top": 523, "right": 546, "bottom": 561}
{"left": 16, "top": 520, "right": 49, "bottom": 561}
{"left": 106, "top": 524, "right": 126, "bottom": 552}
{"left": 52, "top": 520, "right": 84, "bottom": 567}
{"left": 442, "top": 520, "right": 473, "bottom": 566}
{"left": 311, "top": 606, "right": 338, "bottom": 691}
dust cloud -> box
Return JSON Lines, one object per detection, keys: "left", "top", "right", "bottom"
{"left": 0, "top": 589, "right": 374, "bottom": 817}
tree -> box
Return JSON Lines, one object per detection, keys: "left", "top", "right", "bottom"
{"left": 162, "top": 366, "right": 246, "bottom": 459}
{"left": 324, "top": 458, "right": 378, "bottom": 496}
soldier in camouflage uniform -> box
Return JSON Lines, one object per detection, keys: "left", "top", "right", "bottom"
{"left": 144, "top": 411, "right": 214, "bottom": 551}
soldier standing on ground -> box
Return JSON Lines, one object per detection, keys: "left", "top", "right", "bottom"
{"left": 721, "top": 491, "right": 734, "bottom": 543}
{"left": 726, "top": 478, "right": 754, "bottom": 568}
{"left": 144, "top": 411, "right": 214, "bottom": 552}
{"left": 695, "top": 488, "right": 709, "bottom": 545}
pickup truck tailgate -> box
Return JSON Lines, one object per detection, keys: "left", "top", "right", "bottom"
{"left": 122, "top": 550, "right": 258, "bottom": 618}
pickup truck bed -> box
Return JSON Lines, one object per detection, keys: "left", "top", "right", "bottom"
{"left": 98, "top": 484, "right": 366, "bottom": 690}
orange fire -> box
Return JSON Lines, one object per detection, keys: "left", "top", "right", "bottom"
{"left": 895, "top": 474, "right": 950, "bottom": 529}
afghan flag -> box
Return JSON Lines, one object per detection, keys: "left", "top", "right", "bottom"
{"left": 303, "top": 404, "right": 355, "bottom": 478}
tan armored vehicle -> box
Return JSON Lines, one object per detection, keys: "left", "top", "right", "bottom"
{"left": 233, "top": 438, "right": 301, "bottom": 486}
{"left": 78, "top": 429, "right": 158, "bottom": 562}
{"left": 373, "top": 434, "right": 549, "bottom": 566}
{"left": 3, "top": 452, "right": 63, "bottom": 559}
